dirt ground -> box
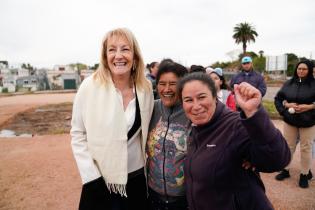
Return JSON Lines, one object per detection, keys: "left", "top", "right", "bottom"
{"left": 0, "top": 135, "right": 81, "bottom": 210}
{"left": 0, "top": 93, "right": 315, "bottom": 210}
{"left": 0, "top": 103, "right": 73, "bottom": 136}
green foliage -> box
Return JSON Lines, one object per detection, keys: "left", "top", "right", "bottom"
{"left": 253, "top": 56, "right": 266, "bottom": 72}
{"left": 90, "top": 63, "right": 99, "bottom": 70}
{"left": 0, "top": 60, "right": 8, "bottom": 66}
{"left": 69, "top": 63, "right": 88, "bottom": 71}
{"left": 233, "top": 22, "right": 258, "bottom": 54}
{"left": 21, "top": 63, "right": 35, "bottom": 75}
{"left": 262, "top": 100, "right": 281, "bottom": 119}
{"left": 286, "top": 53, "right": 299, "bottom": 76}
{"left": 210, "top": 51, "right": 313, "bottom": 77}
{"left": 238, "top": 51, "right": 258, "bottom": 61}
{"left": 2, "top": 87, "right": 8, "bottom": 93}
{"left": 212, "top": 61, "right": 232, "bottom": 69}
{"left": 21, "top": 63, "right": 33, "bottom": 70}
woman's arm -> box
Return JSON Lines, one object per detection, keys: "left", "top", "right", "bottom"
{"left": 274, "top": 88, "right": 287, "bottom": 115}
{"left": 294, "top": 103, "right": 315, "bottom": 113}
{"left": 240, "top": 107, "right": 291, "bottom": 172}
{"left": 234, "top": 82, "right": 290, "bottom": 172}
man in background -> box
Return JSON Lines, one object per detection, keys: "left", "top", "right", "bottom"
{"left": 230, "top": 56, "right": 266, "bottom": 97}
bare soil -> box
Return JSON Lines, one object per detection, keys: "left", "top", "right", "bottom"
{"left": 0, "top": 103, "right": 73, "bottom": 136}
{"left": 0, "top": 93, "right": 315, "bottom": 210}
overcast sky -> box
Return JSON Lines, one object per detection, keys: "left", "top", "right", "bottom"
{"left": 0, "top": 0, "right": 314, "bottom": 68}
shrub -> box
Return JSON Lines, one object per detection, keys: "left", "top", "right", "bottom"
{"left": 2, "top": 87, "right": 8, "bottom": 93}
{"left": 262, "top": 100, "right": 281, "bottom": 119}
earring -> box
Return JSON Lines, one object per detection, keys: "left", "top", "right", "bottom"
{"left": 132, "top": 61, "right": 136, "bottom": 72}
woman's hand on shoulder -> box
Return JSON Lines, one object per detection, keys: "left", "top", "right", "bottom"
{"left": 234, "top": 82, "right": 262, "bottom": 118}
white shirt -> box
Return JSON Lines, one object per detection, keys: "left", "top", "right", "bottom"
{"left": 116, "top": 89, "right": 144, "bottom": 173}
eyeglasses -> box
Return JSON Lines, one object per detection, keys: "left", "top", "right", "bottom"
{"left": 297, "top": 67, "right": 308, "bottom": 71}
{"left": 242, "top": 62, "right": 250, "bottom": 65}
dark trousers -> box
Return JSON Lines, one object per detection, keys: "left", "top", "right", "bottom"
{"left": 79, "top": 171, "right": 147, "bottom": 210}
{"left": 148, "top": 188, "right": 188, "bottom": 210}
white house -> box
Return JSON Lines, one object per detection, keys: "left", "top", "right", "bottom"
{"left": 16, "top": 76, "right": 38, "bottom": 91}
{"left": 2, "top": 74, "right": 16, "bottom": 92}
{"left": 18, "top": 68, "right": 30, "bottom": 77}
{"left": 47, "top": 65, "right": 80, "bottom": 90}
{"left": 53, "top": 65, "right": 76, "bottom": 72}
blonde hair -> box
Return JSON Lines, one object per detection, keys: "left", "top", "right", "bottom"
{"left": 93, "top": 28, "right": 151, "bottom": 91}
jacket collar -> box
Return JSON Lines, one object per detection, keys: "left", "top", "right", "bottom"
{"left": 157, "top": 100, "right": 183, "bottom": 119}
{"left": 241, "top": 70, "right": 254, "bottom": 76}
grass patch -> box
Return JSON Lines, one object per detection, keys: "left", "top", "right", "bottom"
{"left": 51, "top": 128, "right": 69, "bottom": 135}
{"left": 262, "top": 100, "right": 281, "bottom": 119}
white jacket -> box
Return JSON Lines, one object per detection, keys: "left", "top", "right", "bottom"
{"left": 70, "top": 75, "right": 154, "bottom": 194}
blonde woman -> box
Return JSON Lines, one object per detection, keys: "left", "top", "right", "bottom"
{"left": 71, "top": 28, "right": 154, "bottom": 210}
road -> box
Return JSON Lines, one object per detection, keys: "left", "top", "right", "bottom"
{"left": 264, "top": 86, "right": 281, "bottom": 101}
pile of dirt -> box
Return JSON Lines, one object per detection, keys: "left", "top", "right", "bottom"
{"left": 0, "top": 102, "right": 73, "bottom": 136}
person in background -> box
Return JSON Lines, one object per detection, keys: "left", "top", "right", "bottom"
{"left": 71, "top": 28, "right": 154, "bottom": 210}
{"left": 159, "top": 58, "right": 174, "bottom": 69}
{"left": 146, "top": 61, "right": 160, "bottom": 99}
{"left": 274, "top": 60, "right": 315, "bottom": 188}
{"left": 230, "top": 56, "right": 266, "bottom": 97}
{"left": 190, "top": 65, "right": 205, "bottom": 73}
{"left": 178, "top": 72, "right": 290, "bottom": 210}
{"left": 205, "top": 67, "right": 214, "bottom": 74}
{"left": 208, "top": 67, "right": 236, "bottom": 111}
{"left": 146, "top": 61, "right": 190, "bottom": 210}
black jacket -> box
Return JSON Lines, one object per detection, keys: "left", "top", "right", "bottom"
{"left": 274, "top": 77, "right": 315, "bottom": 127}
{"left": 184, "top": 102, "right": 290, "bottom": 210}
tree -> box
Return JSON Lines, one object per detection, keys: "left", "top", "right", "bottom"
{"left": 69, "top": 63, "right": 88, "bottom": 71}
{"left": 286, "top": 53, "right": 299, "bottom": 76}
{"left": 238, "top": 51, "right": 258, "bottom": 60}
{"left": 0, "top": 60, "right": 8, "bottom": 67}
{"left": 21, "top": 63, "right": 36, "bottom": 75}
{"left": 253, "top": 56, "right": 266, "bottom": 73}
{"left": 233, "top": 22, "right": 258, "bottom": 55}
{"left": 90, "top": 63, "right": 99, "bottom": 70}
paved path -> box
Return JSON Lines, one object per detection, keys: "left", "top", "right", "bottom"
{"left": 264, "top": 86, "right": 281, "bottom": 101}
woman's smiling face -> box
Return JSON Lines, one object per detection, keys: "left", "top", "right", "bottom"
{"left": 157, "top": 72, "right": 179, "bottom": 107}
{"left": 106, "top": 35, "right": 134, "bottom": 78}
{"left": 182, "top": 80, "right": 216, "bottom": 126}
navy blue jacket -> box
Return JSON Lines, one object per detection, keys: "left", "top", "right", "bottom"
{"left": 184, "top": 102, "right": 290, "bottom": 210}
{"left": 230, "top": 70, "right": 267, "bottom": 97}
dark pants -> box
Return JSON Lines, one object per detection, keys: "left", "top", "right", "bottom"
{"left": 79, "top": 171, "right": 147, "bottom": 210}
{"left": 148, "top": 188, "right": 188, "bottom": 210}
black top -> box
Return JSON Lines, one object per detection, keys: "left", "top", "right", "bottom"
{"left": 274, "top": 78, "right": 315, "bottom": 127}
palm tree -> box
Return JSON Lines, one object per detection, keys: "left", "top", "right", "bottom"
{"left": 233, "top": 22, "right": 258, "bottom": 55}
